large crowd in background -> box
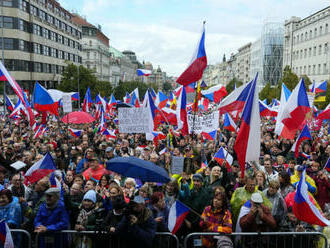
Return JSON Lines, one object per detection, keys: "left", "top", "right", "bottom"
{"left": 0, "top": 109, "right": 329, "bottom": 248}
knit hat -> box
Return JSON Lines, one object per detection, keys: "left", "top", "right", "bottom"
{"left": 83, "top": 190, "right": 96, "bottom": 203}
{"left": 192, "top": 173, "right": 203, "bottom": 182}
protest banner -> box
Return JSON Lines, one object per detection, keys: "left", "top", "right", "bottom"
{"left": 187, "top": 111, "right": 219, "bottom": 134}
{"left": 118, "top": 108, "right": 151, "bottom": 133}
{"left": 171, "top": 156, "right": 185, "bottom": 174}
{"left": 62, "top": 94, "right": 72, "bottom": 113}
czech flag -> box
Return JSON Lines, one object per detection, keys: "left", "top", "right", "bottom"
{"left": 0, "top": 61, "right": 35, "bottom": 126}
{"left": 312, "top": 80, "right": 327, "bottom": 94}
{"left": 95, "top": 94, "right": 108, "bottom": 112}
{"left": 155, "top": 91, "right": 168, "bottom": 109}
{"left": 32, "top": 82, "right": 58, "bottom": 116}
{"left": 68, "top": 128, "right": 83, "bottom": 137}
{"left": 234, "top": 74, "right": 260, "bottom": 178}
{"left": 293, "top": 169, "right": 330, "bottom": 226}
{"left": 150, "top": 88, "right": 157, "bottom": 100}
{"left": 291, "top": 125, "right": 312, "bottom": 158}
{"left": 0, "top": 220, "right": 14, "bottom": 248}
{"left": 281, "top": 79, "right": 310, "bottom": 131}
{"left": 159, "top": 147, "right": 167, "bottom": 155}
{"left": 317, "top": 104, "right": 330, "bottom": 120}
{"left": 49, "top": 172, "right": 61, "bottom": 188}
{"left": 223, "top": 113, "right": 237, "bottom": 132}
{"left": 82, "top": 87, "right": 93, "bottom": 112}
{"left": 214, "top": 147, "right": 233, "bottom": 171}
{"left": 159, "top": 107, "right": 177, "bottom": 126}
{"left": 33, "top": 124, "right": 47, "bottom": 139}
{"left": 176, "top": 86, "right": 188, "bottom": 135}
{"left": 202, "top": 85, "right": 227, "bottom": 103}
{"left": 24, "top": 152, "right": 56, "bottom": 185}
{"left": 218, "top": 80, "right": 253, "bottom": 114}
{"left": 136, "top": 69, "right": 152, "bottom": 76}
{"left": 176, "top": 23, "right": 207, "bottom": 86}
{"left": 275, "top": 83, "right": 293, "bottom": 139}
{"left": 5, "top": 95, "right": 14, "bottom": 112}
{"left": 201, "top": 130, "right": 217, "bottom": 141}
{"left": 71, "top": 92, "right": 79, "bottom": 101}
{"left": 102, "top": 129, "right": 116, "bottom": 139}
{"left": 145, "top": 89, "right": 158, "bottom": 132}
{"left": 185, "top": 82, "right": 196, "bottom": 93}
{"left": 259, "top": 100, "right": 278, "bottom": 117}
{"left": 168, "top": 200, "right": 190, "bottom": 234}
{"left": 108, "top": 94, "right": 117, "bottom": 109}
{"left": 146, "top": 131, "right": 166, "bottom": 146}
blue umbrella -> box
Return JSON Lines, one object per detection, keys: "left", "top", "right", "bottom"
{"left": 106, "top": 156, "right": 170, "bottom": 183}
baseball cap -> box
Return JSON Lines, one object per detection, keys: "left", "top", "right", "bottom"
{"left": 105, "top": 147, "right": 113, "bottom": 153}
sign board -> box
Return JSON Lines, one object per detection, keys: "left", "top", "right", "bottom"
{"left": 118, "top": 108, "right": 151, "bottom": 133}
{"left": 62, "top": 94, "right": 72, "bottom": 113}
{"left": 171, "top": 156, "right": 185, "bottom": 175}
{"left": 187, "top": 111, "right": 219, "bottom": 134}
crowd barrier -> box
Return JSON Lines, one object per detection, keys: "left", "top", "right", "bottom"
{"left": 184, "top": 232, "right": 329, "bottom": 248}
{"left": 10, "top": 229, "right": 32, "bottom": 248}
{"left": 35, "top": 230, "right": 179, "bottom": 248}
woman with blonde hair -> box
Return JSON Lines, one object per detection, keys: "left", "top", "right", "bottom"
{"left": 206, "top": 166, "right": 226, "bottom": 191}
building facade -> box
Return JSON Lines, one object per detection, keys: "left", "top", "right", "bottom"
{"left": 1, "top": 0, "right": 82, "bottom": 93}
{"left": 283, "top": 7, "right": 330, "bottom": 83}
{"left": 236, "top": 42, "right": 252, "bottom": 83}
{"left": 71, "top": 14, "right": 111, "bottom": 82}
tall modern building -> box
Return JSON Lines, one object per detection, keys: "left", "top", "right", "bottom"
{"left": 236, "top": 42, "right": 252, "bottom": 83}
{"left": 0, "top": 0, "right": 82, "bottom": 93}
{"left": 283, "top": 6, "right": 330, "bottom": 82}
{"left": 71, "top": 14, "right": 111, "bottom": 82}
{"left": 250, "top": 22, "right": 284, "bottom": 86}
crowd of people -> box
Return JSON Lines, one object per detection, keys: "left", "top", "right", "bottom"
{"left": 0, "top": 110, "right": 329, "bottom": 248}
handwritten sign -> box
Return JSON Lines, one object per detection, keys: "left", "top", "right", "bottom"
{"left": 171, "top": 156, "right": 185, "bottom": 175}
{"left": 187, "top": 111, "right": 219, "bottom": 134}
{"left": 118, "top": 108, "right": 151, "bottom": 133}
{"left": 62, "top": 94, "right": 72, "bottom": 113}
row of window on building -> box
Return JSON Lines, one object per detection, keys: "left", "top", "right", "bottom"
{"left": 293, "top": 63, "right": 328, "bottom": 76}
{"left": 0, "top": 37, "right": 82, "bottom": 63}
{"left": 0, "top": 16, "right": 82, "bottom": 51}
{"left": 293, "top": 23, "right": 329, "bottom": 44}
{"left": 4, "top": 59, "right": 65, "bottom": 74}
{"left": 293, "top": 42, "right": 329, "bottom": 59}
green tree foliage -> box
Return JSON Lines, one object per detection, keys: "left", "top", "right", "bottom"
{"left": 226, "top": 78, "right": 243, "bottom": 94}
{"left": 280, "top": 66, "right": 311, "bottom": 91}
{"left": 162, "top": 81, "right": 173, "bottom": 93}
{"left": 57, "top": 63, "right": 113, "bottom": 99}
{"left": 259, "top": 82, "right": 280, "bottom": 103}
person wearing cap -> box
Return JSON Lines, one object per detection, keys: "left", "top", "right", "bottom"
{"left": 230, "top": 175, "right": 272, "bottom": 227}
{"left": 104, "top": 147, "right": 114, "bottom": 161}
{"left": 82, "top": 157, "right": 108, "bottom": 181}
{"left": 34, "top": 187, "right": 69, "bottom": 248}
{"left": 290, "top": 165, "right": 317, "bottom": 194}
{"left": 182, "top": 173, "right": 211, "bottom": 233}
{"left": 238, "top": 192, "right": 276, "bottom": 233}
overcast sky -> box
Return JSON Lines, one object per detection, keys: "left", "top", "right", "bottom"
{"left": 58, "top": 0, "right": 329, "bottom": 77}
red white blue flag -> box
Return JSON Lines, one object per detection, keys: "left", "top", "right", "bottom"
{"left": 168, "top": 200, "right": 190, "bottom": 234}
{"left": 0, "top": 220, "right": 14, "bottom": 248}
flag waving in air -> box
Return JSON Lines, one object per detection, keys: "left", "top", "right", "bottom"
{"left": 82, "top": 87, "right": 93, "bottom": 112}
{"left": 176, "top": 22, "right": 207, "bottom": 86}
{"left": 234, "top": 74, "right": 260, "bottom": 178}
{"left": 293, "top": 169, "right": 330, "bottom": 226}
{"left": 291, "top": 125, "right": 312, "bottom": 158}
{"left": 32, "top": 82, "right": 59, "bottom": 116}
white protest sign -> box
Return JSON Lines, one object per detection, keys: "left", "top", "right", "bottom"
{"left": 187, "top": 111, "right": 219, "bottom": 134}
{"left": 62, "top": 94, "right": 72, "bottom": 113}
{"left": 171, "top": 156, "right": 185, "bottom": 174}
{"left": 118, "top": 108, "right": 151, "bottom": 133}
{"left": 10, "top": 161, "right": 27, "bottom": 170}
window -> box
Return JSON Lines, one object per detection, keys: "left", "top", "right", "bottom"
{"left": 304, "top": 49, "right": 307, "bottom": 58}
{"left": 87, "top": 51, "right": 90, "bottom": 59}
{"left": 19, "top": 40, "right": 29, "bottom": 52}
{"left": 326, "top": 24, "right": 328, "bottom": 34}
{"left": 324, "top": 63, "right": 328, "bottom": 74}
{"left": 320, "top": 26, "right": 323, "bottom": 35}
{"left": 64, "top": 52, "right": 68, "bottom": 60}
{"left": 314, "top": 28, "right": 317, "bottom": 37}
{"left": 30, "top": 5, "right": 38, "bottom": 16}
{"left": 0, "top": 38, "right": 14, "bottom": 49}
{"left": 47, "top": 14, "right": 54, "bottom": 24}
{"left": 51, "top": 48, "right": 57, "bottom": 57}
{"left": 19, "top": 0, "right": 27, "bottom": 11}
{"left": 325, "top": 43, "right": 328, "bottom": 54}
{"left": 309, "top": 47, "right": 312, "bottom": 57}
{"left": 33, "top": 43, "right": 41, "bottom": 54}
{"left": 1, "top": 16, "right": 14, "bottom": 29}
{"left": 63, "top": 37, "right": 68, "bottom": 46}
{"left": 309, "top": 30, "right": 312, "bottom": 39}
{"left": 300, "top": 33, "right": 303, "bottom": 41}
{"left": 89, "top": 40, "right": 92, "bottom": 46}
{"left": 61, "top": 22, "right": 66, "bottom": 30}
{"left": 55, "top": 19, "right": 60, "bottom": 28}
{"left": 308, "top": 65, "right": 311, "bottom": 74}
{"left": 300, "top": 49, "right": 303, "bottom": 59}
{"left": 58, "top": 50, "right": 63, "bottom": 59}
{"left": 304, "top": 66, "right": 306, "bottom": 74}
{"left": 57, "top": 34, "right": 63, "bottom": 44}
{"left": 43, "top": 46, "right": 49, "bottom": 56}
{"left": 319, "top": 45, "right": 322, "bottom": 55}
{"left": 43, "top": 28, "right": 49, "bottom": 39}
{"left": 2, "top": 0, "right": 13, "bottom": 7}
{"left": 305, "top": 32, "right": 307, "bottom": 41}
{"left": 313, "top": 46, "right": 316, "bottom": 56}
{"left": 19, "top": 19, "right": 29, "bottom": 32}
{"left": 50, "top": 31, "right": 56, "bottom": 41}
{"left": 318, "top": 64, "right": 321, "bottom": 74}
{"left": 39, "top": 10, "right": 46, "bottom": 20}
{"left": 33, "top": 24, "right": 41, "bottom": 36}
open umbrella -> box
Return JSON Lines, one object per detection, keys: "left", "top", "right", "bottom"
{"left": 106, "top": 157, "right": 170, "bottom": 183}
{"left": 61, "top": 111, "right": 95, "bottom": 124}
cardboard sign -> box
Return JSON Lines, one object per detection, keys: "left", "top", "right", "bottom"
{"left": 171, "top": 156, "right": 185, "bottom": 174}
{"left": 118, "top": 108, "right": 151, "bottom": 133}
{"left": 62, "top": 94, "right": 72, "bottom": 113}
{"left": 187, "top": 111, "right": 219, "bottom": 134}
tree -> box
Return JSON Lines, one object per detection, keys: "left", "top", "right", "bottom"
{"left": 162, "top": 82, "right": 173, "bottom": 94}
{"left": 226, "top": 78, "right": 243, "bottom": 94}
{"left": 58, "top": 63, "right": 99, "bottom": 99}
{"left": 259, "top": 82, "right": 280, "bottom": 102}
